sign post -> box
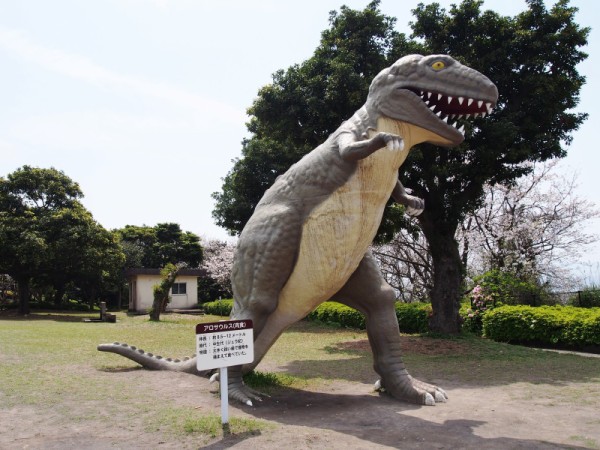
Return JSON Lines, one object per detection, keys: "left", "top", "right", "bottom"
{"left": 196, "top": 319, "right": 254, "bottom": 425}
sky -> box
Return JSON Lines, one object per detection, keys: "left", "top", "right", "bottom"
{"left": 1, "top": 0, "right": 599, "bottom": 280}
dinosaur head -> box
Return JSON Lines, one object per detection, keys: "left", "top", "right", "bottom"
{"left": 367, "top": 54, "right": 498, "bottom": 146}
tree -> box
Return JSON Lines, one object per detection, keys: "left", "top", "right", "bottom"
{"left": 149, "top": 262, "right": 182, "bottom": 321}
{"left": 212, "top": 1, "right": 588, "bottom": 332}
{"left": 212, "top": 1, "right": 420, "bottom": 234}
{"left": 374, "top": 161, "right": 599, "bottom": 305}
{"left": 199, "top": 239, "right": 235, "bottom": 301}
{"left": 402, "top": 0, "right": 588, "bottom": 332}
{"left": 0, "top": 166, "right": 124, "bottom": 313}
{"left": 117, "top": 223, "right": 203, "bottom": 268}
{"left": 459, "top": 161, "right": 599, "bottom": 290}
{"left": 372, "top": 222, "right": 433, "bottom": 303}
{"left": 38, "top": 204, "right": 125, "bottom": 307}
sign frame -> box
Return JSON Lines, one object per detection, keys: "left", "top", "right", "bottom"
{"left": 196, "top": 319, "right": 254, "bottom": 424}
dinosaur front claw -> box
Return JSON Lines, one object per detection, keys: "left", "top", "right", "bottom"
{"left": 228, "top": 384, "right": 264, "bottom": 406}
{"left": 210, "top": 371, "right": 266, "bottom": 406}
{"left": 434, "top": 390, "right": 447, "bottom": 403}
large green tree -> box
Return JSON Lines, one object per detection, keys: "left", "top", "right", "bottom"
{"left": 42, "top": 205, "right": 125, "bottom": 307}
{"left": 117, "top": 223, "right": 203, "bottom": 268}
{"left": 212, "top": 0, "right": 588, "bottom": 332}
{"left": 0, "top": 166, "right": 124, "bottom": 314}
{"left": 401, "top": 0, "right": 587, "bottom": 332}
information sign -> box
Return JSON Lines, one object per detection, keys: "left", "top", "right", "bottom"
{"left": 195, "top": 319, "right": 254, "bottom": 371}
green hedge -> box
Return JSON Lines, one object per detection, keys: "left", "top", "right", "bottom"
{"left": 202, "top": 299, "right": 233, "bottom": 316}
{"left": 307, "top": 301, "right": 430, "bottom": 333}
{"left": 483, "top": 305, "right": 600, "bottom": 348}
{"left": 395, "top": 302, "right": 431, "bottom": 333}
{"left": 203, "top": 299, "right": 431, "bottom": 333}
{"left": 306, "top": 302, "right": 366, "bottom": 328}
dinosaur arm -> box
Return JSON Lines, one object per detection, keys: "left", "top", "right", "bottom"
{"left": 337, "top": 130, "right": 404, "bottom": 162}
{"left": 391, "top": 179, "right": 424, "bottom": 216}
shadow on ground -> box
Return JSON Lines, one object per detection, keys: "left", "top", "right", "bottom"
{"left": 202, "top": 386, "right": 588, "bottom": 450}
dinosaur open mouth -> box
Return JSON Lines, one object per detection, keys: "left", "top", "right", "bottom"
{"left": 409, "top": 88, "right": 495, "bottom": 134}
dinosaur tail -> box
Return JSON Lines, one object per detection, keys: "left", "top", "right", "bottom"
{"left": 97, "top": 342, "right": 207, "bottom": 376}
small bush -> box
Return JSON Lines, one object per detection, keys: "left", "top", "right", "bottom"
{"left": 395, "top": 302, "right": 430, "bottom": 333}
{"left": 306, "top": 302, "right": 365, "bottom": 328}
{"left": 483, "top": 305, "right": 600, "bottom": 348}
{"left": 202, "top": 299, "right": 233, "bottom": 316}
{"left": 307, "top": 301, "right": 430, "bottom": 333}
{"left": 461, "top": 285, "right": 496, "bottom": 335}
{"left": 472, "top": 269, "right": 551, "bottom": 306}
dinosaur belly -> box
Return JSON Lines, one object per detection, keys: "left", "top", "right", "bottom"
{"left": 277, "top": 119, "right": 410, "bottom": 318}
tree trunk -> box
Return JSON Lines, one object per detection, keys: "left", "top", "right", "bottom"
{"left": 53, "top": 284, "right": 66, "bottom": 307}
{"left": 17, "top": 276, "right": 31, "bottom": 315}
{"left": 419, "top": 216, "right": 463, "bottom": 334}
{"left": 149, "top": 289, "right": 168, "bottom": 321}
{"left": 149, "top": 265, "right": 180, "bottom": 321}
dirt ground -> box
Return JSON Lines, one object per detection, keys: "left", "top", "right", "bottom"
{"left": 2, "top": 339, "right": 599, "bottom": 450}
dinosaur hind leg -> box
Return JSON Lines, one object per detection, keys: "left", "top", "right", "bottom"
{"left": 226, "top": 203, "right": 304, "bottom": 405}
{"left": 331, "top": 250, "right": 447, "bottom": 406}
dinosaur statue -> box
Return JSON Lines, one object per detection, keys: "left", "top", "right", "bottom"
{"left": 99, "top": 54, "right": 498, "bottom": 407}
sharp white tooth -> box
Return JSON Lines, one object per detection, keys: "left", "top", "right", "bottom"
{"left": 429, "top": 105, "right": 436, "bottom": 111}
{"left": 443, "top": 116, "right": 448, "bottom": 123}
{"left": 436, "top": 111, "right": 442, "bottom": 117}
{"left": 458, "top": 125, "right": 465, "bottom": 134}
{"left": 437, "top": 93, "right": 442, "bottom": 100}
{"left": 425, "top": 100, "right": 431, "bottom": 106}
{"left": 458, "top": 96, "right": 464, "bottom": 105}
{"left": 420, "top": 90, "right": 424, "bottom": 96}
{"left": 467, "top": 98, "right": 474, "bottom": 106}
{"left": 448, "top": 96, "right": 453, "bottom": 104}
{"left": 477, "top": 100, "right": 483, "bottom": 108}
{"left": 481, "top": 112, "right": 487, "bottom": 118}
{"left": 486, "top": 102, "right": 493, "bottom": 113}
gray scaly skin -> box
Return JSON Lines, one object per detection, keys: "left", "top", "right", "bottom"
{"left": 99, "top": 54, "right": 498, "bottom": 407}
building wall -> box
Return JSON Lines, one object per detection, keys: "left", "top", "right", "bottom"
{"left": 129, "top": 274, "right": 199, "bottom": 312}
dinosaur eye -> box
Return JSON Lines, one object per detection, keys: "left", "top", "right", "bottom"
{"left": 431, "top": 61, "right": 446, "bottom": 71}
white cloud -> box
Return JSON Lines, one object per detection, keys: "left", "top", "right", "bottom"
{"left": 0, "top": 27, "right": 246, "bottom": 123}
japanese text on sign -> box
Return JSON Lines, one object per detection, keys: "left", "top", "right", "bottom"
{"left": 196, "top": 320, "right": 254, "bottom": 371}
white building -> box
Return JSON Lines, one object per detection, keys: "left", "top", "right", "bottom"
{"left": 125, "top": 268, "right": 205, "bottom": 313}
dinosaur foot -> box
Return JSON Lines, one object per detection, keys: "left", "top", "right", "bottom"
{"left": 209, "top": 372, "right": 266, "bottom": 407}
{"left": 374, "top": 375, "right": 447, "bottom": 406}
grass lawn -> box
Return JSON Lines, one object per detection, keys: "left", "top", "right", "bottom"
{"left": 1, "top": 310, "right": 599, "bottom": 447}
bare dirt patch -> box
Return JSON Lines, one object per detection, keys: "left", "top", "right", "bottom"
{"left": 338, "top": 335, "right": 472, "bottom": 355}
{"left": 3, "top": 359, "right": 599, "bottom": 449}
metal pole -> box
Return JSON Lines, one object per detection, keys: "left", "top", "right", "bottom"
{"left": 220, "top": 367, "right": 228, "bottom": 424}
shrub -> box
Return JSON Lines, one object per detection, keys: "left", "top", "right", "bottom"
{"left": 483, "top": 305, "right": 600, "bottom": 348}
{"left": 202, "top": 299, "right": 233, "bottom": 316}
{"left": 395, "top": 302, "right": 430, "bottom": 333}
{"left": 461, "top": 284, "right": 495, "bottom": 335}
{"left": 569, "top": 287, "right": 600, "bottom": 308}
{"left": 307, "top": 301, "right": 430, "bottom": 333}
{"left": 306, "top": 302, "right": 365, "bottom": 328}
{"left": 204, "top": 298, "right": 431, "bottom": 333}
{"left": 472, "top": 269, "right": 551, "bottom": 306}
